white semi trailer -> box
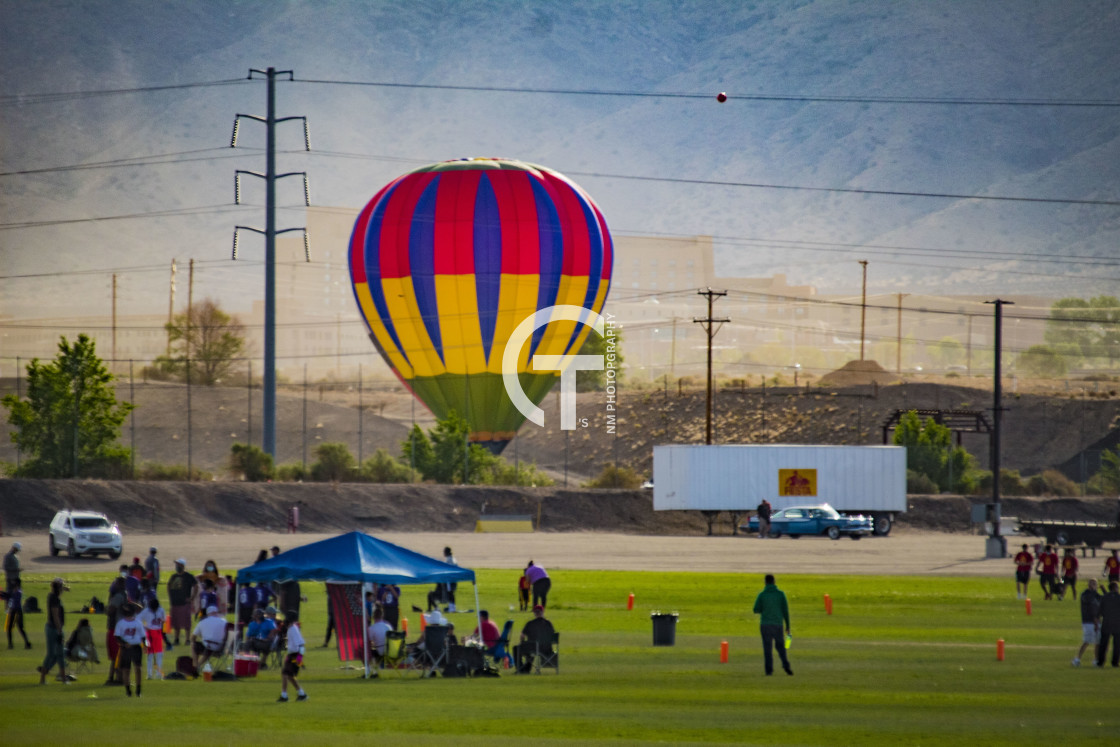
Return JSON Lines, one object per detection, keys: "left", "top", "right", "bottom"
{"left": 653, "top": 444, "right": 907, "bottom": 536}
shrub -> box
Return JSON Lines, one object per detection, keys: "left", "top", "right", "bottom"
{"left": 906, "top": 469, "right": 939, "bottom": 494}
{"left": 360, "top": 449, "right": 415, "bottom": 483}
{"left": 136, "top": 462, "right": 212, "bottom": 481}
{"left": 228, "top": 443, "right": 274, "bottom": 482}
{"left": 585, "top": 463, "right": 642, "bottom": 489}
{"left": 274, "top": 463, "right": 307, "bottom": 482}
{"left": 311, "top": 442, "right": 356, "bottom": 482}
{"left": 999, "top": 469, "right": 1027, "bottom": 496}
{"left": 482, "top": 460, "right": 555, "bottom": 486}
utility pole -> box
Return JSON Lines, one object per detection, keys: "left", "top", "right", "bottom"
{"left": 111, "top": 273, "right": 117, "bottom": 372}
{"left": 231, "top": 66, "right": 311, "bottom": 460}
{"left": 984, "top": 299, "right": 1013, "bottom": 559}
{"left": 694, "top": 288, "right": 729, "bottom": 445}
{"left": 896, "top": 292, "right": 908, "bottom": 374}
{"left": 167, "top": 259, "right": 177, "bottom": 357}
{"left": 858, "top": 260, "right": 868, "bottom": 361}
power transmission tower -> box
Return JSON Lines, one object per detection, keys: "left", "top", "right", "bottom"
{"left": 694, "top": 288, "right": 729, "bottom": 445}
{"left": 230, "top": 66, "right": 312, "bottom": 460}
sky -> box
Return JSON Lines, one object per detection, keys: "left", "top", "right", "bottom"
{"left": 2, "top": 0, "right": 1119, "bottom": 324}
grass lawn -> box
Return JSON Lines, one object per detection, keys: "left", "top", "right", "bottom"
{"left": 0, "top": 569, "right": 1115, "bottom": 745}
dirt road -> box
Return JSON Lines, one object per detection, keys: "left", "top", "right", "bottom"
{"left": 6, "top": 528, "right": 1030, "bottom": 578}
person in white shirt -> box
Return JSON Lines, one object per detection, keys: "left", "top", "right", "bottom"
{"left": 279, "top": 609, "right": 307, "bottom": 702}
{"left": 366, "top": 607, "right": 393, "bottom": 664}
{"left": 113, "top": 602, "right": 147, "bottom": 697}
{"left": 137, "top": 597, "right": 166, "bottom": 680}
{"left": 191, "top": 605, "right": 228, "bottom": 672}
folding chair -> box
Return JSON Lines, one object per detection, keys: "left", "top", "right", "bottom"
{"left": 488, "top": 620, "right": 514, "bottom": 669}
{"left": 531, "top": 632, "right": 559, "bottom": 674}
{"left": 419, "top": 624, "right": 449, "bottom": 678}
{"left": 209, "top": 623, "right": 238, "bottom": 673}
{"left": 381, "top": 631, "right": 412, "bottom": 676}
{"left": 67, "top": 625, "right": 100, "bottom": 675}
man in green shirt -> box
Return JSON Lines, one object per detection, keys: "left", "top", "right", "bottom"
{"left": 752, "top": 573, "right": 792, "bottom": 676}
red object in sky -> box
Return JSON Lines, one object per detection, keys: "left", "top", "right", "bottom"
{"left": 716, "top": 92, "right": 728, "bottom": 103}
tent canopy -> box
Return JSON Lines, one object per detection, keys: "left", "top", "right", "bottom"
{"left": 234, "top": 531, "right": 475, "bottom": 586}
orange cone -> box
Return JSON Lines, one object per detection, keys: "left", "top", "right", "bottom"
{"left": 824, "top": 594, "right": 833, "bottom": 615}
{"left": 627, "top": 593, "right": 635, "bottom": 611}
{"left": 401, "top": 617, "right": 408, "bottom": 635}
{"left": 996, "top": 639, "right": 1005, "bottom": 661}
{"left": 1025, "top": 598, "right": 1032, "bottom": 615}
{"left": 719, "top": 640, "right": 729, "bottom": 664}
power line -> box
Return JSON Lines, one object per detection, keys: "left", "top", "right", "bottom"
{"left": 0, "top": 79, "right": 249, "bottom": 106}
{"left": 0, "top": 148, "right": 261, "bottom": 177}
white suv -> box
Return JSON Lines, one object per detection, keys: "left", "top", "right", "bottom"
{"left": 48, "top": 510, "right": 123, "bottom": 559}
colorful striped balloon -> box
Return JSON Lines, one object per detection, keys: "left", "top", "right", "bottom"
{"left": 348, "top": 158, "right": 613, "bottom": 453}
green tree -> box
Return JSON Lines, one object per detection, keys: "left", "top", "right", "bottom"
{"left": 401, "top": 410, "right": 500, "bottom": 484}
{"left": 1015, "top": 345, "right": 1067, "bottom": 378}
{"left": 229, "top": 443, "right": 274, "bottom": 482}
{"left": 576, "top": 325, "right": 624, "bottom": 392}
{"left": 311, "top": 442, "right": 356, "bottom": 482}
{"left": 360, "top": 448, "right": 415, "bottom": 483}
{"left": 1044, "top": 296, "right": 1120, "bottom": 366}
{"left": 1096, "top": 447, "right": 1120, "bottom": 494}
{"left": 2, "top": 334, "right": 133, "bottom": 478}
{"left": 155, "top": 298, "right": 246, "bottom": 385}
{"left": 892, "top": 410, "right": 977, "bottom": 493}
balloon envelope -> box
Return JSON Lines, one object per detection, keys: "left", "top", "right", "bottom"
{"left": 348, "top": 158, "right": 613, "bottom": 452}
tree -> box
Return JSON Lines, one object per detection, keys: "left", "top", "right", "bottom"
{"left": 2, "top": 334, "right": 133, "bottom": 478}
{"left": 229, "top": 443, "right": 274, "bottom": 482}
{"left": 311, "top": 442, "right": 356, "bottom": 482}
{"left": 360, "top": 449, "right": 415, "bottom": 483}
{"left": 1044, "top": 296, "right": 1120, "bottom": 367}
{"left": 892, "top": 410, "right": 977, "bottom": 493}
{"left": 155, "top": 298, "right": 246, "bottom": 385}
{"left": 401, "top": 410, "right": 500, "bottom": 484}
{"left": 576, "top": 325, "right": 624, "bottom": 392}
{"left": 1015, "top": 345, "right": 1067, "bottom": 378}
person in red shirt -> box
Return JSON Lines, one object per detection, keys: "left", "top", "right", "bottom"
{"left": 1013, "top": 544, "right": 1033, "bottom": 600}
{"left": 470, "top": 609, "right": 511, "bottom": 669}
{"left": 1059, "top": 548, "right": 1079, "bottom": 601}
{"left": 1104, "top": 550, "right": 1120, "bottom": 586}
{"left": 1035, "top": 544, "right": 1059, "bottom": 600}
{"left": 517, "top": 569, "right": 530, "bottom": 612}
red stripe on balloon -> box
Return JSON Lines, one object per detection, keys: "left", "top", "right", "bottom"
{"left": 433, "top": 170, "right": 481, "bottom": 275}
{"left": 379, "top": 172, "right": 437, "bottom": 280}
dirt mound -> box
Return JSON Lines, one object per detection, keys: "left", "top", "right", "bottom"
{"left": 818, "top": 359, "right": 900, "bottom": 387}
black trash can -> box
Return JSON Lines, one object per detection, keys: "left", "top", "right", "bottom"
{"left": 651, "top": 612, "right": 678, "bottom": 646}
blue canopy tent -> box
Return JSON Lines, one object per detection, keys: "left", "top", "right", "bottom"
{"left": 235, "top": 531, "right": 479, "bottom": 677}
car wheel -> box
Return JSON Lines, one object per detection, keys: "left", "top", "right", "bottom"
{"left": 788, "top": 534, "right": 800, "bottom": 539}
{"left": 827, "top": 526, "right": 841, "bottom": 540}
{"left": 872, "top": 514, "right": 893, "bottom": 536}
{"left": 850, "top": 535, "right": 862, "bottom": 541}
{"left": 1055, "top": 531, "right": 1070, "bottom": 546}
{"left": 49, "top": 535, "right": 59, "bottom": 556}
{"left": 67, "top": 539, "right": 77, "bottom": 558}
{"left": 770, "top": 530, "right": 782, "bottom": 538}
{"left": 109, "top": 549, "right": 121, "bottom": 560}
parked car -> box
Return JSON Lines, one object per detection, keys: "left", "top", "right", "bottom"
{"left": 740, "top": 504, "right": 873, "bottom": 540}
{"left": 48, "top": 510, "right": 122, "bottom": 558}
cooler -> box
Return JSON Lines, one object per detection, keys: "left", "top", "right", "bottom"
{"left": 234, "top": 654, "right": 260, "bottom": 678}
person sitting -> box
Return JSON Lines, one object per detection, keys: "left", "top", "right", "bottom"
{"left": 366, "top": 607, "right": 393, "bottom": 667}
{"left": 470, "top": 609, "right": 511, "bottom": 668}
{"left": 191, "top": 606, "right": 228, "bottom": 671}
{"left": 516, "top": 604, "right": 556, "bottom": 673}
{"left": 65, "top": 618, "right": 99, "bottom": 664}
{"left": 244, "top": 608, "right": 278, "bottom": 664}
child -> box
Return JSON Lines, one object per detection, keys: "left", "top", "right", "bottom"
{"left": 518, "top": 568, "right": 531, "bottom": 612}
{"left": 278, "top": 610, "right": 307, "bottom": 702}
{"left": 197, "top": 580, "right": 218, "bottom": 621}
{"left": 138, "top": 596, "right": 166, "bottom": 680}
{"left": 5, "top": 579, "right": 32, "bottom": 649}
{"left": 114, "top": 601, "right": 146, "bottom": 697}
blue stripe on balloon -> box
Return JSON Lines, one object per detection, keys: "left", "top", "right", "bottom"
{"left": 566, "top": 193, "right": 604, "bottom": 355}
{"left": 410, "top": 178, "right": 443, "bottom": 362}
{"left": 363, "top": 182, "right": 406, "bottom": 360}
{"left": 474, "top": 174, "right": 502, "bottom": 362}
{"left": 530, "top": 177, "right": 562, "bottom": 357}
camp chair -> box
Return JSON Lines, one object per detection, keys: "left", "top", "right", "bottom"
{"left": 209, "top": 622, "right": 238, "bottom": 673}
{"left": 487, "top": 620, "right": 514, "bottom": 669}
{"left": 67, "top": 625, "right": 100, "bottom": 674}
{"left": 419, "top": 624, "right": 450, "bottom": 677}
{"left": 381, "top": 631, "right": 413, "bottom": 676}
{"left": 517, "top": 631, "right": 559, "bottom": 674}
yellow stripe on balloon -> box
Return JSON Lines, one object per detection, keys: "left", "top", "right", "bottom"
{"left": 434, "top": 275, "right": 486, "bottom": 375}
{"left": 489, "top": 273, "right": 540, "bottom": 374}
{"left": 382, "top": 276, "right": 446, "bottom": 378}
{"left": 354, "top": 282, "right": 414, "bottom": 379}
{"left": 535, "top": 274, "right": 590, "bottom": 360}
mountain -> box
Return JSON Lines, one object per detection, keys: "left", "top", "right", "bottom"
{"left": 2, "top": 0, "right": 1119, "bottom": 321}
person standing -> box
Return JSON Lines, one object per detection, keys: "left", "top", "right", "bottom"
{"left": 166, "top": 558, "right": 198, "bottom": 646}
{"left": 752, "top": 573, "right": 792, "bottom": 676}
{"left": 756, "top": 499, "right": 772, "bottom": 539}
{"left": 1060, "top": 548, "right": 1079, "bottom": 601}
{"left": 114, "top": 601, "right": 146, "bottom": 697}
{"left": 526, "top": 560, "right": 551, "bottom": 610}
{"left": 138, "top": 596, "right": 167, "bottom": 680}
{"left": 38, "top": 577, "right": 71, "bottom": 684}
{"left": 1104, "top": 550, "right": 1120, "bottom": 587}
{"left": 442, "top": 547, "right": 458, "bottom": 613}
{"left": 5, "top": 579, "right": 31, "bottom": 649}
{"left": 518, "top": 567, "right": 531, "bottom": 611}
{"left": 1013, "top": 544, "right": 1033, "bottom": 600}
{"left": 1035, "top": 544, "right": 1059, "bottom": 600}
{"left": 3, "top": 541, "right": 21, "bottom": 591}
{"left": 278, "top": 610, "right": 308, "bottom": 702}
{"left": 1096, "top": 580, "right": 1120, "bottom": 668}
{"left": 144, "top": 547, "right": 160, "bottom": 587}
{"left": 376, "top": 581, "right": 401, "bottom": 630}
{"left": 1073, "top": 578, "right": 1101, "bottom": 667}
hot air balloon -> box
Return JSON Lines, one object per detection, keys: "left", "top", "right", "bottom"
{"left": 348, "top": 158, "right": 613, "bottom": 453}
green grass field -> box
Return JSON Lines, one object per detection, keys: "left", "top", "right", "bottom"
{"left": 0, "top": 569, "right": 1115, "bottom": 745}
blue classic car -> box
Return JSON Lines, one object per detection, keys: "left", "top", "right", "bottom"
{"left": 740, "top": 504, "right": 873, "bottom": 540}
